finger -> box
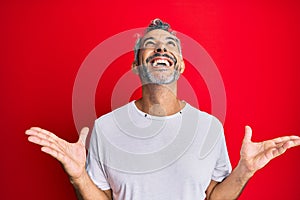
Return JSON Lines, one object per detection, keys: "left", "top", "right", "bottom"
{"left": 282, "top": 138, "right": 300, "bottom": 149}
{"left": 30, "top": 127, "right": 60, "bottom": 140}
{"left": 264, "top": 147, "right": 277, "bottom": 160}
{"left": 26, "top": 129, "right": 52, "bottom": 145}
{"left": 267, "top": 139, "right": 300, "bottom": 160}
{"left": 243, "top": 125, "right": 252, "bottom": 142}
{"left": 26, "top": 128, "right": 57, "bottom": 144}
{"left": 28, "top": 135, "right": 65, "bottom": 155}
{"left": 273, "top": 135, "right": 300, "bottom": 144}
{"left": 41, "top": 146, "right": 66, "bottom": 163}
{"left": 272, "top": 146, "right": 287, "bottom": 158}
{"left": 78, "top": 127, "right": 89, "bottom": 146}
{"left": 273, "top": 136, "right": 300, "bottom": 146}
{"left": 26, "top": 127, "right": 67, "bottom": 150}
{"left": 262, "top": 145, "right": 286, "bottom": 161}
{"left": 263, "top": 138, "right": 299, "bottom": 155}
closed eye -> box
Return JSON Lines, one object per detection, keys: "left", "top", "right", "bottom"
{"left": 167, "top": 41, "right": 176, "bottom": 47}
{"left": 144, "top": 41, "right": 155, "bottom": 47}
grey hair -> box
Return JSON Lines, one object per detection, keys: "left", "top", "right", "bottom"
{"left": 133, "top": 18, "right": 182, "bottom": 63}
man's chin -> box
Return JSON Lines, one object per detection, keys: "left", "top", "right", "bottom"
{"left": 143, "top": 76, "right": 179, "bottom": 85}
{"left": 138, "top": 68, "right": 180, "bottom": 85}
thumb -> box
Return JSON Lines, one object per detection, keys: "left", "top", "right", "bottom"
{"left": 78, "top": 127, "right": 89, "bottom": 146}
{"left": 243, "top": 125, "right": 252, "bottom": 143}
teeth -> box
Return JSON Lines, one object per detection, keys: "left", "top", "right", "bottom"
{"left": 152, "top": 59, "right": 170, "bottom": 67}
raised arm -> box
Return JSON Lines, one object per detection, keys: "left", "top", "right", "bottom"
{"left": 206, "top": 126, "right": 300, "bottom": 200}
{"left": 25, "top": 127, "right": 112, "bottom": 200}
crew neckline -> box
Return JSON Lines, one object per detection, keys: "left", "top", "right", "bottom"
{"left": 130, "top": 100, "right": 189, "bottom": 120}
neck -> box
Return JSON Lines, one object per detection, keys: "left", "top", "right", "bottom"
{"left": 135, "top": 82, "right": 185, "bottom": 116}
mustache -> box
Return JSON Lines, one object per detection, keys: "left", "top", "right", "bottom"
{"left": 145, "top": 53, "right": 177, "bottom": 64}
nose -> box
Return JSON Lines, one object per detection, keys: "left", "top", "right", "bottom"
{"left": 154, "top": 43, "right": 167, "bottom": 53}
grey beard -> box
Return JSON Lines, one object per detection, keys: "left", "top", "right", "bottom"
{"left": 138, "top": 64, "right": 180, "bottom": 85}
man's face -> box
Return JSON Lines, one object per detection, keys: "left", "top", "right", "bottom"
{"left": 135, "top": 29, "right": 184, "bottom": 85}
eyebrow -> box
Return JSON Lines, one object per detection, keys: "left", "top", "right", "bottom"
{"left": 142, "top": 36, "right": 179, "bottom": 44}
{"left": 142, "top": 36, "right": 178, "bottom": 44}
{"left": 165, "top": 36, "right": 177, "bottom": 42}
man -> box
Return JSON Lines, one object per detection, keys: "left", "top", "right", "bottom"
{"left": 25, "top": 19, "right": 300, "bottom": 200}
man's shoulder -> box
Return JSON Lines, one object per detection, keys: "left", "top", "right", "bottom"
{"left": 186, "top": 103, "right": 223, "bottom": 127}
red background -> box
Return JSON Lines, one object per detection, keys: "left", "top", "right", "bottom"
{"left": 1, "top": 0, "right": 300, "bottom": 199}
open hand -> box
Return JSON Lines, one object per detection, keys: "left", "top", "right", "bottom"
{"left": 25, "top": 127, "right": 89, "bottom": 181}
{"left": 239, "top": 126, "right": 300, "bottom": 174}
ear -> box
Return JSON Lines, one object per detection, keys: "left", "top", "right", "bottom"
{"left": 131, "top": 61, "right": 139, "bottom": 74}
{"left": 179, "top": 60, "right": 185, "bottom": 73}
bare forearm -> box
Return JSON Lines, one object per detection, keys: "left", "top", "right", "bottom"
{"left": 208, "top": 162, "right": 254, "bottom": 200}
{"left": 71, "top": 171, "right": 111, "bottom": 200}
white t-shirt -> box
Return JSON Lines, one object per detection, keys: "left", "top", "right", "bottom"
{"left": 86, "top": 101, "right": 232, "bottom": 200}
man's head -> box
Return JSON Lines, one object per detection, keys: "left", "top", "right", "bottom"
{"left": 132, "top": 19, "right": 185, "bottom": 85}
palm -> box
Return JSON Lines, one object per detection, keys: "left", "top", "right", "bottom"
{"left": 240, "top": 126, "right": 300, "bottom": 173}
{"left": 58, "top": 138, "right": 87, "bottom": 178}
{"left": 26, "top": 127, "right": 89, "bottom": 179}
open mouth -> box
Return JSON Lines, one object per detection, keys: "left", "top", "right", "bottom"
{"left": 151, "top": 58, "right": 172, "bottom": 67}
{"left": 146, "top": 53, "right": 176, "bottom": 67}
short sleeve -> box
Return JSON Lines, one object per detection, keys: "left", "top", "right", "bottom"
{"left": 86, "top": 123, "right": 111, "bottom": 190}
{"left": 211, "top": 130, "right": 232, "bottom": 182}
